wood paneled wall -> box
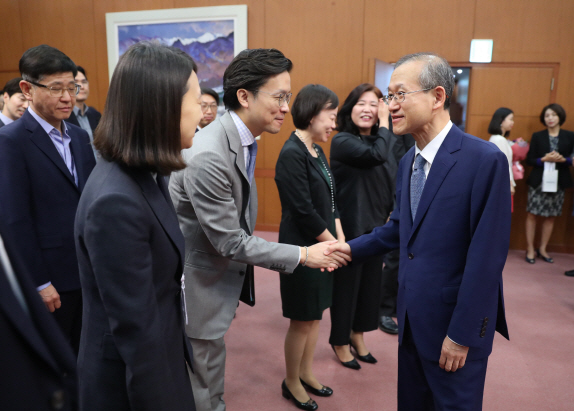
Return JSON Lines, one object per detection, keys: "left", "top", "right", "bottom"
{"left": 1, "top": 0, "right": 573, "bottom": 250}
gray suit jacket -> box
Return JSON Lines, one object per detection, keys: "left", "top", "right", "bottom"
{"left": 169, "top": 112, "right": 299, "bottom": 340}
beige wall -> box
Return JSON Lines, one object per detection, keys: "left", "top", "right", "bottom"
{"left": 1, "top": 0, "right": 573, "bottom": 250}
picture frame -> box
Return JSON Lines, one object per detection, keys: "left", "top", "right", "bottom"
{"left": 105, "top": 5, "right": 248, "bottom": 96}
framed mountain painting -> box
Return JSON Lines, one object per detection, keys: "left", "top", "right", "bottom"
{"left": 106, "top": 5, "right": 247, "bottom": 97}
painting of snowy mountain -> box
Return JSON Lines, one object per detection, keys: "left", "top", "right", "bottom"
{"left": 117, "top": 20, "right": 235, "bottom": 95}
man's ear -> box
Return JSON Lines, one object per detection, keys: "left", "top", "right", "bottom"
{"left": 433, "top": 86, "right": 447, "bottom": 110}
{"left": 237, "top": 89, "right": 249, "bottom": 109}
{"left": 19, "top": 80, "right": 34, "bottom": 101}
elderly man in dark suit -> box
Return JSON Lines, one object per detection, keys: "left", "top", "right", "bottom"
{"left": 0, "top": 45, "right": 96, "bottom": 355}
{"left": 0, "top": 222, "right": 77, "bottom": 411}
{"left": 328, "top": 52, "right": 511, "bottom": 411}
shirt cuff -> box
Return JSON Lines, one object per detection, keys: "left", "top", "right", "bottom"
{"left": 36, "top": 281, "right": 51, "bottom": 292}
{"left": 447, "top": 336, "right": 463, "bottom": 346}
{"left": 536, "top": 158, "right": 543, "bottom": 167}
{"left": 567, "top": 157, "right": 572, "bottom": 166}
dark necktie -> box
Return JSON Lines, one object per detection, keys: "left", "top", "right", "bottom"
{"left": 247, "top": 141, "right": 258, "bottom": 184}
{"left": 410, "top": 154, "right": 427, "bottom": 221}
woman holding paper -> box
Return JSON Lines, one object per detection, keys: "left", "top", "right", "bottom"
{"left": 525, "top": 104, "right": 574, "bottom": 264}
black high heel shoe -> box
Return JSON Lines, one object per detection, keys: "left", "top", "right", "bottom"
{"left": 536, "top": 249, "right": 554, "bottom": 263}
{"left": 331, "top": 344, "right": 360, "bottom": 370}
{"left": 282, "top": 380, "right": 318, "bottom": 410}
{"left": 300, "top": 378, "right": 333, "bottom": 397}
{"left": 525, "top": 251, "right": 535, "bottom": 264}
{"left": 350, "top": 342, "right": 377, "bottom": 364}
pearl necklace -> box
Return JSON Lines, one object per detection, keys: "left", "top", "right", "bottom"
{"left": 295, "top": 129, "right": 335, "bottom": 213}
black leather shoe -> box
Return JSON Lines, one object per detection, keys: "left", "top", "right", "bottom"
{"left": 536, "top": 249, "right": 554, "bottom": 263}
{"left": 330, "top": 344, "right": 361, "bottom": 370}
{"left": 350, "top": 343, "right": 377, "bottom": 364}
{"left": 300, "top": 378, "right": 333, "bottom": 397}
{"left": 282, "top": 380, "right": 318, "bottom": 410}
{"left": 565, "top": 270, "right": 574, "bottom": 277}
{"left": 379, "top": 316, "right": 399, "bottom": 334}
{"left": 525, "top": 253, "right": 535, "bottom": 264}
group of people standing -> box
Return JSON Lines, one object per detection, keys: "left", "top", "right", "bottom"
{"left": 0, "top": 40, "right": 533, "bottom": 411}
{"left": 488, "top": 103, "right": 574, "bottom": 272}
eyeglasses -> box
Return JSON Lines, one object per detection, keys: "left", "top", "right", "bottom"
{"left": 382, "top": 88, "right": 433, "bottom": 105}
{"left": 258, "top": 91, "right": 292, "bottom": 107}
{"left": 27, "top": 80, "right": 81, "bottom": 98}
{"left": 201, "top": 103, "right": 218, "bottom": 112}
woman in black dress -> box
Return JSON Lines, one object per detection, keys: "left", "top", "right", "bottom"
{"left": 329, "top": 83, "right": 397, "bottom": 369}
{"left": 275, "top": 84, "right": 342, "bottom": 410}
{"left": 525, "top": 103, "right": 574, "bottom": 263}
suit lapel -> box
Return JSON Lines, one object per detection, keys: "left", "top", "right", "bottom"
{"left": 290, "top": 133, "right": 330, "bottom": 188}
{"left": 221, "top": 112, "right": 254, "bottom": 232}
{"left": 24, "top": 112, "right": 78, "bottom": 190}
{"left": 131, "top": 169, "right": 185, "bottom": 269}
{"left": 67, "top": 126, "right": 88, "bottom": 191}
{"left": 408, "top": 128, "right": 460, "bottom": 243}
{"left": 0, "top": 265, "right": 60, "bottom": 373}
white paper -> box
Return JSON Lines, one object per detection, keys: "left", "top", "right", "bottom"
{"left": 542, "top": 162, "right": 558, "bottom": 192}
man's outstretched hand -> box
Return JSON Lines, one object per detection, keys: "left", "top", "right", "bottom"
{"left": 321, "top": 241, "right": 352, "bottom": 272}
{"left": 301, "top": 241, "right": 351, "bottom": 270}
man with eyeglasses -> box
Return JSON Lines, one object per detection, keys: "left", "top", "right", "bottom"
{"left": 0, "top": 77, "right": 29, "bottom": 128}
{"left": 327, "top": 53, "right": 510, "bottom": 410}
{"left": 0, "top": 45, "right": 96, "bottom": 356}
{"left": 169, "top": 48, "right": 348, "bottom": 411}
{"left": 198, "top": 87, "right": 220, "bottom": 131}
{"left": 67, "top": 66, "right": 101, "bottom": 157}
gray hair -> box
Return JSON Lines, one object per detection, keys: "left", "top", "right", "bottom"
{"left": 395, "top": 52, "right": 454, "bottom": 110}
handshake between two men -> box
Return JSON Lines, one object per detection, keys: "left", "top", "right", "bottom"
{"left": 298, "top": 241, "right": 352, "bottom": 271}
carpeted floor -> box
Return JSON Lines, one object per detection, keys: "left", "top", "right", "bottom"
{"left": 223, "top": 231, "right": 574, "bottom": 411}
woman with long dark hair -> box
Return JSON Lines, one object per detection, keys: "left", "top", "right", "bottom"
{"left": 74, "top": 42, "right": 203, "bottom": 410}
{"left": 525, "top": 103, "right": 574, "bottom": 264}
{"left": 329, "top": 83, "right": 397, "bottom": 369}
{"left": 488, "top": 107, "right": 516, "bottom": 196}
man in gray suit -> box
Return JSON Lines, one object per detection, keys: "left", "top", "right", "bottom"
{"left": 169, "top": 49, "right": 348, "bottom": 411}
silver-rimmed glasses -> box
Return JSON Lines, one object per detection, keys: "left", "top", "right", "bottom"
{"left": 27, "top": 80, "right": 81, "bottom": 98}
{"left": 258, "top": 91, "right": 292, "bottom": 107}
{"left": 382, "top": 88, "right": 433, "bottom": 105}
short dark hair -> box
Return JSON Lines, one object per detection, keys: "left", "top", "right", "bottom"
{"left": 337, "top": 83, "right": 382, "bottom": 136}
{"left": 19, "top": 44, "right": 77, "bottom": 82}
{"left": 223, "top": 48, "right": 292, "bottom": 110}
{"left": 291, "top": 84, "right": 339, "bottom": 130}
{"left": 2, "top": 77, "right": 23, "bottom": 97}
{"left": 487, "top": 107, "right": 513, "bottom": 136}
{"left": 540, "top": 103, "right": 566, "bottom": 126}
{"left": 394, "top": 52, "right": 454, "bottom": 110}
{"left": 201, "top": 87, "right": 219, "bottom": 105}
{"left": 94, "top": 42, "right": 197, "bottom": 175}
{"left": 76, "top": 66, "right": 87, "bottom": 80}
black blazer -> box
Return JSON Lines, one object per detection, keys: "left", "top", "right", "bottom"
{"left": 67, "top": 106, "right": 102, "bottom": 133}
{"left": 0, "top": 118, "right": 5, "bottom": 128}
{"left": 526, "top": 129, "right": 574, "bottom": 189}
{"left": 0, "top": 110, "right": 96, "bottom": 291}
{"left": 330, "top": 127, "right": 412, "bottom": 240}
{"left": 275, "top": 132, "right": 339, "bottom": 246}
{"left": 0, "top": 223, "right": 77, "bottom": 411}
{"left": 74, "top": 159, "right": 195, "bottom": 411}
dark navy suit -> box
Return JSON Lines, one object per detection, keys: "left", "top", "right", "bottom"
{"left": 0, "top": 109, "right": 96, "bottom": 353}
{"left": 0, "top": 223, "right": 77, "bottom": 411}
{"left": 348, "top": 125, "right": 510, "bottom": 410}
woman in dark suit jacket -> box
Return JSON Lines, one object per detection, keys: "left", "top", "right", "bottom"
{"left": 329, "top": 84, "right": 397, "bottom": 369}
{"left": 74, "top": 42, "right": 203, "bottom": 410}
{"left": 275, "top": 84, "right": 343, "bottom": 410}
{"left": 525, "top": 103, "right": 574, "bottom": 264}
